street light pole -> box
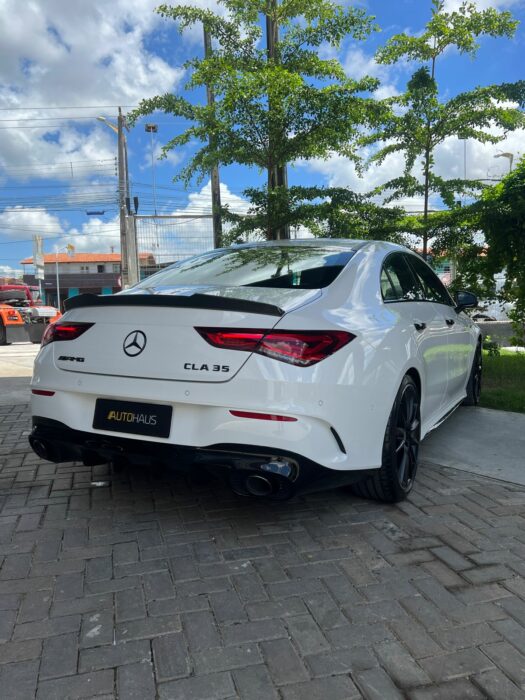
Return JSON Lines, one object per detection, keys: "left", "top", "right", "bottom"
{"left": 145, "top": 124, "right": 159, "bottom": 216}
{"left": 117, "top": 108, "right": 129, "bottom": 287}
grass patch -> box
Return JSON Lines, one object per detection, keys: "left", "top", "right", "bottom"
{"left": 480, "top": 349, "right": 525, "bottom": 413}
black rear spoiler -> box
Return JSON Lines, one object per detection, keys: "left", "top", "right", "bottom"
{"left": 64, "top": 292, "right": 285, "bottom": 317}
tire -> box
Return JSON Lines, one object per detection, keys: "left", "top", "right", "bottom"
{"left": 352, "top": 374, "right": 421, "bottom": 503}
{"left": 0, "top": 322, "right": 7, "bottom": 346}
{"left": 463, "top": 344, "right": 482, "bottom": 406}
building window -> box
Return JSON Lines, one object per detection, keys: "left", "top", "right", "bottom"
{"left": 112, "top": 264, "right": 120, "bottom": 273}
{"left": 97, "top": 264, "right": 105, "bottom": 273}
{"left": 80, "top": 265, "right": 89, "bottom": 273}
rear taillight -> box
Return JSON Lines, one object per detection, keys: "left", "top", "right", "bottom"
{"left": 41, "top": 322, "right": 94, "bottom": 347}
{"left": 196, "top": 328, "right": 355, "bottom": 367}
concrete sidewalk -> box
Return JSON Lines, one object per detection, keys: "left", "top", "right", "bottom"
{"left": 0, "top": 342, "right": 39, "bottom": 378}
{"left": 421, "top": 406, "right": 525, "bottom": 486}
{"left": 0, "top": 343, "right": 38, "bottom": 406}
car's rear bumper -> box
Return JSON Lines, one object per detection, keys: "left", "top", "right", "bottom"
{"left": 29, "top": 416, "right": 374, "bottom": 498}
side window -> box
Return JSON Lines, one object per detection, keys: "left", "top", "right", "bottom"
{"left": 381, "top": 254, "right": 422, "bottom": 302}
{"left": 406, "top": 255, "right": 453, "bottom": 306}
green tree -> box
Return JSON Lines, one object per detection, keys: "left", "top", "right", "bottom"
{"left": 130, "top": 0, "right": 384, "bottom": 239}
{"left": 476, "top": 158, "right": 525, "bottom": 343}
{"left": 222, "top": 186, "right": 407, "bottom": 244}
{"left": 363, "top": 0, "right": 525, "bottom": 257}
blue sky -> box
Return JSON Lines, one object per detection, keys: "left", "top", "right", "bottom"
{"left": 0, "top": 0, "right": 524, "bottom": 275}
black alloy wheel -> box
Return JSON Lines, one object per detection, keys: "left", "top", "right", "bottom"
{"left": 394, "top": 381, "right": 420, "bottom": 492}
{"left": 352, "top": 374, "right": 421, "bottom": 503}
{"left": 463, "top": 344, "right": 482, "bottom": 406}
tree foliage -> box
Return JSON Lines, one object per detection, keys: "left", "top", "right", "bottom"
{"left": 129, "top": 0, "right": 388, "bottom": 238}
{"left": 476, "top": 158, "right": 525, "bottom": 342}
{"left": 222, "top": 186, "right": 407, "bottom": 244}
{"left": 363, "top": 0, "right": 525, "bottom": 256}
{"left": 131, "top": 0, "right": 381, "bottom": 180}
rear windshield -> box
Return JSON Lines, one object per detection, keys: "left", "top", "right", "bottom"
{"left": 134, "top": 246, "right": 355, "bottom": 290}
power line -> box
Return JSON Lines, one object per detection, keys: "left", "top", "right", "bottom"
{"left": 0, "top": 116, "right": 193, "bottom": 123}
{"left": 0, "top": 105, "right": 139, "bottom": 111}
{"left": 4, "top": 158, "right": 115, "bottom": 169}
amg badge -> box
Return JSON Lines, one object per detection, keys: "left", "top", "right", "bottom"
{"left": 58, "top": 355, "right": 85, "bottom": 363}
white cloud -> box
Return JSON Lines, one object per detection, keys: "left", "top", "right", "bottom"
{"left": 0, "top": 0, "right": 185, "bottom": 178}
{"left": 0, "top": 207, "right": 65, "bottom": 240}
{"left": 301, "top": 125, "right": 524, "bottom": 212}
{"left": 135, "top": 180, "right": 251, "bottom": 264}
{"left": 0, "top": 264, "right": 23, "bottom": 279}
{"left": 343, "top": 46, "right": 400, "bottom": 99}
{"left": 56, "top": 216, "right": 121, "bottom": 256}
{"left": 443, "top": 0, "right": 522, "bottom": 10}
{"left": 140, "top": 140, "right": 184, "bottom": 172}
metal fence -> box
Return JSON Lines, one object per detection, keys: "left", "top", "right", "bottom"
{"left": 135, "top": 215, "right": 214, "bottom": 277}
{"left": 134, "top": 214, "right": 312, "bottom": 280}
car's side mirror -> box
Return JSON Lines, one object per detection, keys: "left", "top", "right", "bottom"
{"left": 454, "top": 290, "right": 478, "bottom": 313}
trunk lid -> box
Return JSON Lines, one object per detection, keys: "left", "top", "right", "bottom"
{"left": 54, "top": 286, "right": 320, "bottom": 382}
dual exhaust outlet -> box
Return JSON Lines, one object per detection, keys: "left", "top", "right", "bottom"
{"left": 30, "top": 434, "right": 299, "bottom": 500}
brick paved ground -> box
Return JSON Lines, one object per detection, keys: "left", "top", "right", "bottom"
{"left": 2, "top": 403, "right": 525, "bottom": 699}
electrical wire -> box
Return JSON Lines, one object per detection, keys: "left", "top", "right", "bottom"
{"left": 0, "top": 105, "right": 139, "bottom": 110}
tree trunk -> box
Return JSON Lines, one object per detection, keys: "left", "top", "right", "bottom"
{"left": 265, "top": 0, "right": 290, "bottom": 240}
{"left": 422, "top": 54, "right": 437, "bottom": 259}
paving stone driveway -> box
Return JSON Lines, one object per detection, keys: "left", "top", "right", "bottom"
{"left": 2, "top": 403, "right": 525, "bottom": 699}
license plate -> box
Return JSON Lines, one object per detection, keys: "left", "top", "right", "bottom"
{"left": 93, "top": 399, "right": 172, "bottom": 438}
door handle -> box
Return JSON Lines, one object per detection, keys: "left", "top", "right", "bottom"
{"left": 414, "top": 322, "right": 426, "bottom": 331}
{"left": 446, "top": 318, "right": 455, "bottom": 326}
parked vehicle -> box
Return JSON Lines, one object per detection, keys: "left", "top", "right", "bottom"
{"left": 0, "top": 284, "right": 61, "bottom": 345}
{"left": 29, "top": 240, "right": 481, "bottom": 502}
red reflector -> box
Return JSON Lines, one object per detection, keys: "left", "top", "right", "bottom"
{"left": 230, "top": 410, "right": 297, "bottom": 422}
{"left": 196, "top": 328, "right": 355, "bottom": 366}
{"left": 31, "top": 390, "right": 55, "bottom": 396}
{"left": 41, "top": 322, "right": 94, "bottom": 347}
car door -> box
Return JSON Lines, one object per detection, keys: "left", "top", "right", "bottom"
{"left": 405, "top": 254, "right": 471, "bottom": 404}
{"left": 381, "top": 253, "right": 449, "bottom": 422}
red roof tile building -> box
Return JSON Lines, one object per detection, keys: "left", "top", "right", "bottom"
{"left": 21, "top": 253, "right": 156, "bottom": 310}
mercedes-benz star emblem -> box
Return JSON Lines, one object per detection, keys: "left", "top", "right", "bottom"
{"left": 123, "top": 330, "right": 147, "bottom": 357}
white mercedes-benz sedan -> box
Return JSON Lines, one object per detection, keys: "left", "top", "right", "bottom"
{"left": 29, "top": 240, "right": 481, "bottom": 502}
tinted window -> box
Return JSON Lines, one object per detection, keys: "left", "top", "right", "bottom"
{"left": 381, "top": 254, "right": 422, "bottom": 302}
{"left": 406, "top": 255, "right": 453, "bottom": 306}
{"left": 133, "top": 246, "right": 355, "bottom": 290}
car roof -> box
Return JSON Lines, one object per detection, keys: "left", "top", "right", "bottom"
{"left": 226, "top": 239, "right": 401, "bottom": 253}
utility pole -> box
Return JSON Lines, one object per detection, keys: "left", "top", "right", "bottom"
{"left": 97, "top": 110, "right": 138, "bottom": 286}
{"left": 117, "top": 107, "right": 130, "bottom": 287}
{"left": 204, "top": 26, "right": 223, "bottom": 249}
{"left": 266, "top": 0, "right": 290, "bottom": 240}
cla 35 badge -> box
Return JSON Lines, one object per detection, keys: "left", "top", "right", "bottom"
{"left": 123, "top": 330, "right": 147, "bottom": 357}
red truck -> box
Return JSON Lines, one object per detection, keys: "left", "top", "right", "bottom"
{"left": 0, "top": 284, "right": 61, "bottom": 345}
